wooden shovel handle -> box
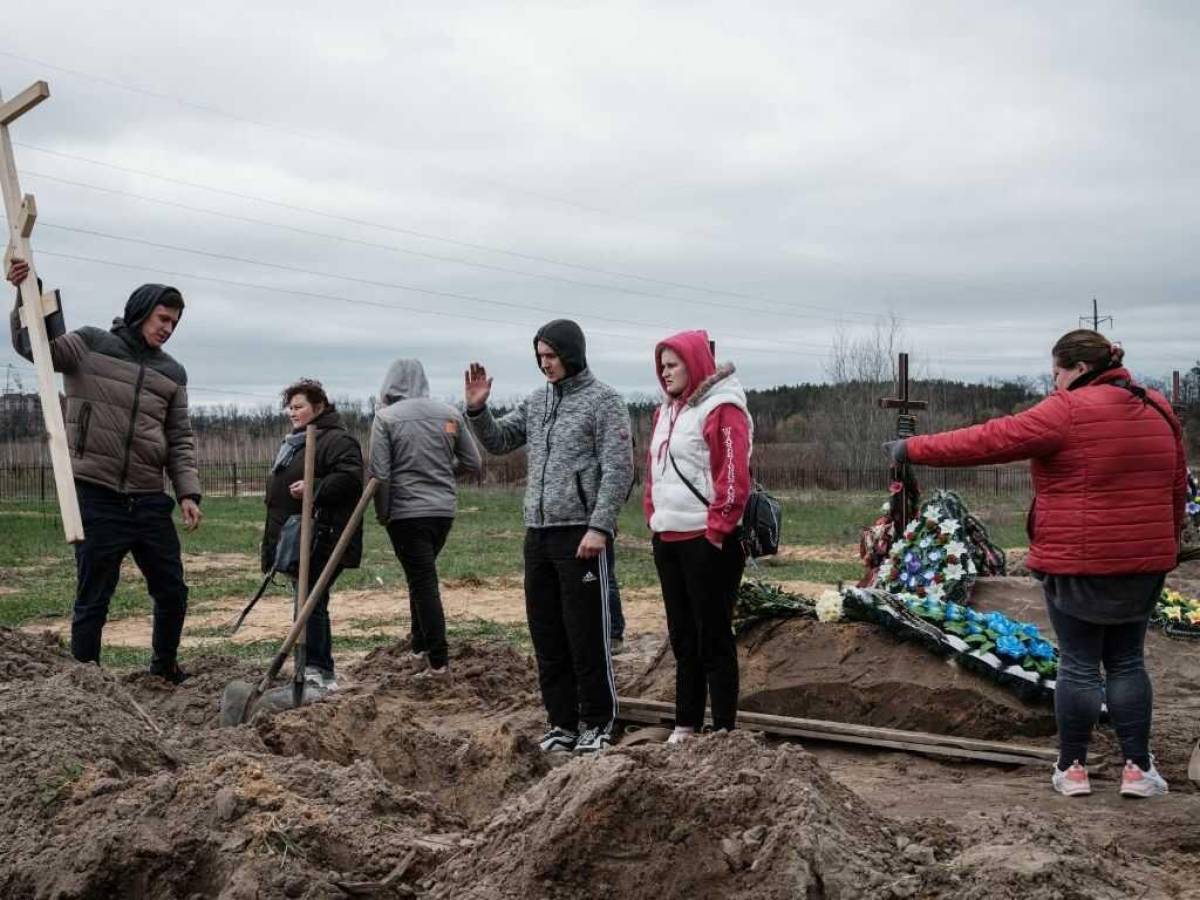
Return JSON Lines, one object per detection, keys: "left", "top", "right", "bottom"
{"left": 258, "top": 478, "right": 380, "bottom": 687}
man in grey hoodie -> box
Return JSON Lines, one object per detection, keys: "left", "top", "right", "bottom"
{"left": 371, "top": 359, "right": 482, "bottom": 674}
{"left": 465, "top": 319, "right": 634, "bottom": 754}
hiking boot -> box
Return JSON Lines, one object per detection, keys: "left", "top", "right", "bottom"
{"left": 1051, "top": 761, "right": 1092, "bottom": 797}
{"left": 304, "top": 665, "right": 339, "bottom": 692}
{"left": 148, "top": 660, "right": 190, "bottom": 686}
{"left": 575, "top": 725, "right": 613, "bottom": 755}
{"left": 1120, "top": 759, "right": 1169, "bottom": 798}
{"left": 539, "top": 726, "right": 578, "bottom": 754}
{"left": 609, "top": 637, "right": 625, "bottom": 655}
{"left": 667, "top": 726, "right": 696, "bottom": 745}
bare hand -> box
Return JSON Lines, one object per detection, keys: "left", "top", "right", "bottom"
{"left": 464, "top": 362, "right": 493, "bottom": 411}
{"left": 180, "top": 498, "right": 203, "bottom": 531}
{"left": 6, "top": 258, "right": 29, "bottom": 287}
{"left": 576, "top": 529, "right": 608, "bottom": 560}
{"left": 288, "top": 480, "right": 305, "bottom": 500}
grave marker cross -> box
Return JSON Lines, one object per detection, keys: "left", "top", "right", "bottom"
{"left": 0, "top": 80, "right": 83, "bottom": 542}
{"left": 878, "top": 352, "right": 927, "bottom": 537}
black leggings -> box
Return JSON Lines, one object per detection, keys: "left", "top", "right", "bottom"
{"left": 1045, "top": 601, "right": 1153, "bottom": 770}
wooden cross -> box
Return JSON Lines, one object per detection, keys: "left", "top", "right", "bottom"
{"left": 1, "top": 80, "right": 83, "bottom": 542}
{"left": 1172, "top": 370, "right": 1184, "bottom": 416}
{"left": 878, "top": 352, "right": 928, "bottom": 437}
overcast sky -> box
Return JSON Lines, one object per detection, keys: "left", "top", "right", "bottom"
{"left": 1, "top": 1, "right": 1197, "bottom": 409}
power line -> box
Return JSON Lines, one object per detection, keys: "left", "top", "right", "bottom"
{"left": 36, "top": 220, "right": 845, "bottom": 354}
{"left": 1078, "top": 297, "right": 1114, "bottom": 331}
{"left": 14, "top": 140, "right": 977, "bottom": 330}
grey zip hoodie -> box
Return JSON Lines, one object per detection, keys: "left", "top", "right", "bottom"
{"left": 370, "top": 358, "right": 482, "bottom": 522}
{"left": 466, "top": 321, "right": 633, "bottom": 536}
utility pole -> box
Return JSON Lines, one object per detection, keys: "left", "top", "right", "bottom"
{"left": 1079, "top": 298, "right": 1113, "bottom": 331}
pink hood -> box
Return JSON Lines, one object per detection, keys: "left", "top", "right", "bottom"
{"left": 655, "top": 330, "right": 716, "bottom": 402}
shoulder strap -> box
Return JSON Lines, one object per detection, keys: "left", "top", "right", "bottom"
{"left": 668, "top": 450, "right": 709, "bottom": 508}
{"left": 1110, "top": 378, "right": 1180, "bottom": 435}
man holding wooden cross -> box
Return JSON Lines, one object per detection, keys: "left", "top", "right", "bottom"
{"left": 8, "top": 258, "right": 202, "bottom": 682}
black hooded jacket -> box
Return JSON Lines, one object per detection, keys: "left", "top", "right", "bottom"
{"left": 534, "top": 319, "right": 587, "bottom": 376}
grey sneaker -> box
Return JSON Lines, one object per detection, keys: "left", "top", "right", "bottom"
{"left": 1120, "top": 759, "right": 1169, "bottom": 798}
{"left": 575, "top": 725, "right": 613, "bottom": 755}
{"left": 413, "top": 665, "right": 450, "bottom": 680}
{"left": 538, "top": 726, "right": 578, "bottom": 753}
{"left": 1050, "top": 761, "right": 1091, "bottom": 797}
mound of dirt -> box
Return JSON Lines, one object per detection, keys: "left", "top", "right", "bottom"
{"left": 429, "top": 730, "right": 905, "bottom": 899}
{"left": 629, "top": 617, "right": 1056, "bottom": 739}
{"left": 0, "top": 627, "right": 75, "bottom": 680}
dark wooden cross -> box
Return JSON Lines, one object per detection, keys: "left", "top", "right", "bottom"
{"left": 878, "top": 352, "right": 928, "bottom": 437}
{"left": 1172, "top": 370, "right": 1184, "bottom": 416}
{"left": 877, "top": 352, "right": 927, "bottom": 536}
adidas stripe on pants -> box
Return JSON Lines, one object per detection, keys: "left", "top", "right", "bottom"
{"left": 524, "top": 526, "right": 618, "bottom": 731}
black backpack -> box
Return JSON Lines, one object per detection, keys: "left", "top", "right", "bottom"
{"left": 669, "top": 452, "right": 782, "bottom": 558}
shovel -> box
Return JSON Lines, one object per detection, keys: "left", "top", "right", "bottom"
{"left": 219, "top": 476, "right": 380, "bottom": 726}
{"left": 292, "top": 427, "right": 318, "bottom": 709}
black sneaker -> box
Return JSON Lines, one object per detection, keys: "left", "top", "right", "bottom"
{"left": 575, "top": 725, "right": 613, "bottom": 755}
{"left": 539, "top": 726, "right": 578, "bottom": 753}
{"left": 149, "top": 661, "right": 190, "bottom": 685}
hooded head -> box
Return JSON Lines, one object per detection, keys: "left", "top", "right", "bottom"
{"left": 533, "top": 319, "right": 587, "bottom": 380}
{"left": 378, "top": 358, "right": 431, "bottom": 406}
{"left": 655, "top": 329, "right": 716, "bottom": 402}
{"left": 117, "top": 283, "right": 185, "bottom": 349}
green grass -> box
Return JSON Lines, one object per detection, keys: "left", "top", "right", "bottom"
{"left": 1, "top": 487, "right": 1032, "bottom": 631}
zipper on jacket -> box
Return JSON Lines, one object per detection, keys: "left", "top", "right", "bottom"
{"left": 118, "top": 361, "right": 147, "bottom": 491}
{"left": 537, "top": 390, "right": 561, "bottom": 525}
{"left": 574, "top": 471, "right": 590, "bottom": 516}
{"left": 74, "top": 402, "right": 92, "bottom": 458}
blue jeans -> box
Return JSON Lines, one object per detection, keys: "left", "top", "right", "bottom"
{"left": 72, "top": 481, "right": 188, "bottom": 669}
{"left": 1045, "top": 600, "right": 1153, "bottom": 770}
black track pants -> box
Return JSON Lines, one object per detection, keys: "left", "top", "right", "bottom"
{"left": 652, "top": 533, "right": 744, "bottom": 731}
{"left": 524, "top": 526, "right": 617, "bottom": 730}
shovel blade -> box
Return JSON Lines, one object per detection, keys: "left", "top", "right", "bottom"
{"left": 219, "top": 680, "right": 258, "bottom": 727}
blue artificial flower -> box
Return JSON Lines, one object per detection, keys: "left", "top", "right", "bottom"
{"left": 995, "top": 634, "right": 1026, "bottom": 660}
{"left": 965, "top": 621, "right": 983, "bottom": 636}
{"left": 1029, "top": 639, "right": 1057, "bottom": 661}
{"left": 919, "top": 537, "right": 932, "bottom": 549}
{"left": 944, "top": 602, "right": 965, "bottom": 622}
{"left": 964, "top": 607, "right": 982, "bottom": 623}
{"left": 923, "top": 569, "right": 937, "bottom": 583}
{"left": 906, "top": 555, "right": 923, "bottom": 574}
{"left": 985, "top": 612, "right": 1014, "bottom": 636}
{"left": 928, "top": 549, "right": 943, "bottom": 562}
{"left": 1018, "top": 623, "right": 1041, "bottom": 640}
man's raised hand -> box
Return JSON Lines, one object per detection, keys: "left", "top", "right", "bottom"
{"left": 464, "top": 362, "right": 493, "bottom": 412}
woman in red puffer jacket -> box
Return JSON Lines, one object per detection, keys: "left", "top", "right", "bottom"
{"left": 887, "top": 330, "right": 1186, "bottom": 799}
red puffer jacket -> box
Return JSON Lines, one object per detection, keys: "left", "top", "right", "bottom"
{"left": 905, "top": 368, "right": 1187, "bottom": 575}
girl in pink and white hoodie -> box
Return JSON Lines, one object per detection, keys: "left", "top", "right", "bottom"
{"left": 644, "top": 330, "right": 752, "bottom": 739}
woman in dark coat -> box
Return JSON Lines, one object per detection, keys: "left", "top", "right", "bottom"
{"left": 262, "top": 378, "right": 364, "bottom": 689}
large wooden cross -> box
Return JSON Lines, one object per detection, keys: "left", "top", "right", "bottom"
{"left": 878, "top": 352, "right": 927, "bottom": 535}
{"left": 1, "top": 80, "right": 83, "bottom": 542}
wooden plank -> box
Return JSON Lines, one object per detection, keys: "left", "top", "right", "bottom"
{"left": 618, "top": 696, "right": 1056, "bottom": 764}
{"left": 0, "top": 82, "right": 82, "bottom": 543}
{"left": 0, "top": 81, "right": 49, "bottom": 126}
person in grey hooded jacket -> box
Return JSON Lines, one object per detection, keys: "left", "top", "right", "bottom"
{"left": 371, "top": 359, "right": 482, "bottom": 673}
{"left": 465, "top": 320, "right": 634, "bottom": 754}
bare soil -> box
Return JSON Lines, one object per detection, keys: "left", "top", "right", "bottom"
{"left": 3, "top": 565, "right": 1200, "bottom": 898}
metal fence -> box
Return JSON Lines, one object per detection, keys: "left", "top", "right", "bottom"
{"left": 0, "top": 459, "right": 1032, "bottom": 502}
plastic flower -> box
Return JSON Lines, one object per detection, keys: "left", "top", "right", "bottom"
{"left": 985, "top": 612, "right": 1015, "bottom": 635}
{"left": 995, "top": 634, "right": 1026, "bottom": 660}
{"left": 945, "top": 540, "right": 967, "bottom": 559}
{"left": 1165, "top": 606, "right": 1183, "bottom": 622}
{"left": 943, "top": 601, "right": 965, "bottom": 621}
{"left": 1018, "top": 623, "right": 1041, "bottom": 640}
{"left": 1029, "top": 639, "right": 1056, "bottom": 661}
{"left": 965, "top": 621, "right": 984, "bottom": 636}
{"left": 926, "top": 583, "right": 946, "bottom": 602}
{"left": 924, "top": 505, "right": 944, "bottom": 520}
{"left": 938, "top": 518, "right": 960, "bottom": 536}
{"left": 943, "top": 563, "right": 965, "bottom": 582}
{"left": 815, "top": 590, "right": 844, "bottom": 623}
{"left": 919, "top": 537, "right": 933, "bottom": 549}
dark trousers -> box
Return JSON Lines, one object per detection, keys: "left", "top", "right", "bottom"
{"left": 606, "top": 541, "right": 625, "bottom": 640}
{"left": 299, "top": 553, "right": 342, "bottom": 675}
{"left": 653, "top": 533, "right": 744, "bottom": 731}
{"left": 72, "top": 481, "right": 188, "bottom": 669}
{"left": 524, "top": 526, "right": 616, "bottom": 730}
{"left": 387, "top": 517, "right": 454, "bottom": 669}
{"left": 1045, "top": 601, "right": 1153, "bottom": 770}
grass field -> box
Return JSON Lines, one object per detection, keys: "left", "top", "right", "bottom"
{"left": 0, "top": 487, "right": 1032, "bottom": 667}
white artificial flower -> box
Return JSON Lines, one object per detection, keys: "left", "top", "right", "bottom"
{"left": 890, "top": 540, "right": 906, "bottom": 557}
{"left": 938, "top": 518, "right": 960, "bottom": 536}
{"left": 966, "top": 559, "right": 977, "bottom": 574}
{"left": 925, "top": 583, "right": 946, "bottom": 602}
{"left": 943, "top": 563, "right": 965, "bottom": 582}
{"left": 919, "top": 537, "right": 932, "bottom": 549}
{"left": 945, "top": 541, "right": 968, "bottom": 559}
{"left": 815, "top": 590, "right": 844, "bottom": 623}
{"left": 924, "top": 505, "right": 944, "bottom": 520}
